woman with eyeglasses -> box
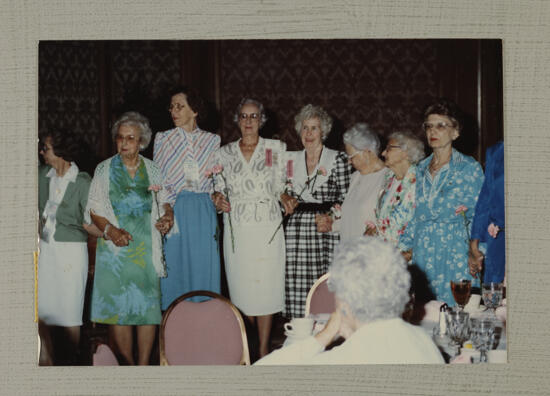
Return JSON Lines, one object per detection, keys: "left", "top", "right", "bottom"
{"left": 153, "top": 86, "right": 221, "bottom": 309}
{"left": 364, "top": 130, "right": 425, "bottom": 246}
{"left": 283, "top": 105, "right": 352, "bottom": 319}
{"left": 315, "top": 123, "right": 388, "bottom": 243}
{"left": 212, "top": 98, "right": 290, "bottom": 358}
{"left": 87, "top": 111, "right": 173, "bottom": 364}
{"left": 398, "top": 99, "right": 484, "bottom": 305}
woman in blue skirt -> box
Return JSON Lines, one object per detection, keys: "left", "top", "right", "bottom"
{"left": 154, "top": 86, "right": 221, "bottom": 308}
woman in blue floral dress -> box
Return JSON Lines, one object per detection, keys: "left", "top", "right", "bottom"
{"left": 87, "top": 112, "right": 173, "bottom": 365}
{"left": 398, "top": 100, "right": 484, "bottom": 305}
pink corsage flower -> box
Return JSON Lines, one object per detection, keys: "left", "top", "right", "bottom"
{"left": 455, "top": 205, "right": 468, "bottom": 215}
{"left": 365, "top": 220, "right": 377, "bottom": 230}
{"left": 488, "top": 223, "right": 500, "bottom": 238}
{"left": 148, "top": 184, "right": 162, "bottom": 192}
{"left": 211, "top": 164, "right": 223, "bottom": 174}
{"left": 318, "top": 166, "right": 327, "bottom": 176}
{"left": 330, "top": 204, "right": 342, "bottom": 220}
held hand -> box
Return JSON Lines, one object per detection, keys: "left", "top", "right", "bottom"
{"left": 468, "top": 245, "right": 484, "bottom": 278}
{"left": 364, "top": 226, "right": 377, "bottom": 237}
{"left": 280, "top": 193, "right": 298, "bottom": 216}
{"left": 401, "top": 250, "right": 412, "bottom": 262}
{"left": 107, "top": 226, "right": 133, "bottom": 247}
{"left": 155, "top": 212, "right": 174, "bottom": 235}
{"left": 212, "top": 192, "right": 231, "bottom": 213}
{"left": 315, "top": 214, "right": 333, "bottom": 233}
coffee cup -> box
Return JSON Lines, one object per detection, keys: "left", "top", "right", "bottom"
{"left": 284, "top": 318, "right": 314, "bottom": 337}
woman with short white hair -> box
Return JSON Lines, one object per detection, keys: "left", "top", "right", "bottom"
{"left": 282, "top": 104, "right": 352, "bottom": 319}
{"left": 366, "top": 130, "right": 425, "bottom": 245}
{"left": 315, "top": 122, "right": 389, "bottom": 242}
{"left": 256, "top": 237, "right": 444, "bottom": 365}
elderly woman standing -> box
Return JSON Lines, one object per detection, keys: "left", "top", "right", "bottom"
{"left": 315, "top": 123, "right": 388, "bottom": 243}
{"left": 284, "top": 104, "right": 352, "bottom": 319}
{"left": 398, "top": 99, "right": 484, "bottom": 305}
{"left": 213, "top": 98, "right": 289, "bottom": 358}
{"left": 38, "top": 130, "right": 101, "bottom": 364}
{"left": 87, "top": 111, "right": 173, "bottom": 365}
{"left": 154, "top": 86, "right": 221, "bottom": 308}
{"left": 256, "top": 237, "right": 444, "bottom": 365}
{"left": 366, "top": 131, "right": 425, "bottom": 245}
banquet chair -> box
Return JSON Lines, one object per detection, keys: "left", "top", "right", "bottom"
{"left": 160, "top": 290, "right": 250, "bottom": 365}
{"left": 305, "top": 273, "right": 335, "bottom": 316}
{"left": 92, "top": 343, "right": 119, "bottom": 366}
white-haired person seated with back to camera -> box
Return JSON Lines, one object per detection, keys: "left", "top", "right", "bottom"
{"left": 255, "top": 236, "right": 444, "bottom": 365}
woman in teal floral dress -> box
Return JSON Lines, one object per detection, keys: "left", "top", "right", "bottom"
{"left": 86, "top": 112, "right": 173, "bottom": 365}
{"left": 398, "top": 100, "right": 484, "bottom": 305}
{"left": 368, "top": 131, "right": 425, "bottom": 246}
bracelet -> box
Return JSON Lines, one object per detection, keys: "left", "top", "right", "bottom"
{"left": 103, "top": 224, "right": 111, "bottom": 239}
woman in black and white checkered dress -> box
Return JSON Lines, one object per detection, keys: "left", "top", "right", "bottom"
{"left": 282, "top": 104, "right": 352, "bottom": 318}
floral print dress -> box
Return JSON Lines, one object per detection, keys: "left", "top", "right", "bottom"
{"left": 374, "top": 164, "right": 418, "bottom": 246}
{"left": 398, "top": 149, "right": 484, "bottom": 305}
{"left": 91, "top": 155, "right": 161, "bottom": 325}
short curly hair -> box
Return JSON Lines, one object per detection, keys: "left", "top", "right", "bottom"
{"left": 294, "top": 104, "right": 332, "bottom": 141}
{"left": 233, "top": 98, "right": 267, "bottom": 128}
{"left": 343, "top": 123, "right": 381, "bottom": 154}
{"left": 170, "top": 85, "right": 206, "bottom": 124}
{"left": 423, "top": 98, "right": 464, "bottom": 132}
{"left": 39, "top": 129, "right": 82, "bottom": 163}
{"left": 387, "top": 130, "right": 425, "bottom": 164}
{"left": 111, "top": 111, "right": 153, "bottom": 151}
{"left": 328, "top": 236, "right": 411, "bottom": 323}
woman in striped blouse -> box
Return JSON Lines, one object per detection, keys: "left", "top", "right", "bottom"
{"left": 153, "top": 86, "right": 221, "bottom": 309}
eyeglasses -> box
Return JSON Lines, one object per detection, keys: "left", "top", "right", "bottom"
{"left": 422, "top": 121, "right": 455, "bottom": 132}
{"left": 347, "top": 151, "right": 362, "bottom": 160}
{"left": 115, "top": 134, "right": 137, "bottom": 144}
{"left": 168, "top": 103, "right": 186, "bottom": 112}
{"left": 239, "top": 113, "right": 260, "bottom": 121}
{"left": 385, "top": 144, "right": 402, "bottom": 151}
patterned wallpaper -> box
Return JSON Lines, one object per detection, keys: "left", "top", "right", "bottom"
{"left": 218, "top": 39, "right": 439, "bottom": 150}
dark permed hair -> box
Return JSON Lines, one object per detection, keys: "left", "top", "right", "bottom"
{"left": 39, "top": 129, "right": 82, "bottom": 162}
{"left": 423, "top": 98, "right": 464, "bottom": 132}
{"left": 169, "top": 85, "right": 206, "bottom": 124}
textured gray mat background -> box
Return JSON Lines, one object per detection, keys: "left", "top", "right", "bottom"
{"left": 1, "top": 1, "right": 549, "bottom": 394}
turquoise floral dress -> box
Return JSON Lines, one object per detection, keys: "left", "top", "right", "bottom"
{"left": 91, "top": 155, "right": 162, "bottom": 325}
{"left": 398, "top": 149, "right": 484, "bottom": 304}
{"left": 374, "top": 164, "right": 417, "bottom": 246}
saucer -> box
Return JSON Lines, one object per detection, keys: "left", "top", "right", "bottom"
{"left": 284, "top": 330, "right": 311, "bottom": 339}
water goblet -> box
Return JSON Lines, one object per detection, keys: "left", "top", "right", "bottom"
{"left": 450, "top": 279, "right": 472, "bottom": 310}
{"left": 445, "top": 309, "right": 470, "bottom": 355}
{"left": 482, "top": 282, "right": 503, "bottom": 317}
{"left": 470, "top": 318, "right": 495, "bottom": 363}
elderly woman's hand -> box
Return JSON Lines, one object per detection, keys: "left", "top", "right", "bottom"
{"left": 401, "top": 250, "right": 412, "bottom": 262}
{"left": 314, "top": 311, "right": 342, "bottom": 348}
{"left": 106, "top": 226, "right": 133, "bottom": 247}
{"left": 468, "top": 240, "right": 484, "bottom": 278}
{"left": 211, "top": 192, "right": 231, "bottom": 213}
{"left": 155, "top": 205, "right": 174, "bottom": 236}
{"left": 315, "top": 214, "right": 333, "bottom": 233}
{"left": 280, "top": 193, "right": 298, "bottom": 216}
{"left": 364, "top": 226, "right": 377, "bottom": 237}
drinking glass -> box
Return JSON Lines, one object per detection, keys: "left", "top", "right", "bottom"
{"left": 450, "top": 279, "right": 472, "bottom": 310}
{"left": 445, "top": 309, "right": 470, "bottom": 353}
{"left": 482, "top": 282, "right": 503, "bottom": 316}
{"left": 470, "top": 318, "right": 495, "bottom": 363}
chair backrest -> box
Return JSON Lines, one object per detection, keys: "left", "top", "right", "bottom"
{"left": 160, "top": 290, "right": 250, "bottom": 365}
{"left": 305, "top": 273, "right": 335, "bottom": 316}
{"left": 92, "top": 343, "right": 119, "bottom": 366}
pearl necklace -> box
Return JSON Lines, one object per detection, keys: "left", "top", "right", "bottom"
{"left": 124, "top": 161, "right": 140, "bottom": 171}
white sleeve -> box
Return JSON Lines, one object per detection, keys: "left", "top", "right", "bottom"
{"left": 254, "top": 337, "right": 325, "bottom": 365}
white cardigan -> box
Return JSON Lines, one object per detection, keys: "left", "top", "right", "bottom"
{"left": 85, "top": 155, "right": 168, "bottom": 277}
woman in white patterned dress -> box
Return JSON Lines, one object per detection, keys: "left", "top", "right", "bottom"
{"left": 212, "top": 98, "right": 293, "bottom": 358}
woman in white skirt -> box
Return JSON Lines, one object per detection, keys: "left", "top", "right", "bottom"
{"left": 38, "top": 130, "right": 101, "bottom": 364}
{"left": 213, "top": 98, "right": 294, "bottom": 358}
